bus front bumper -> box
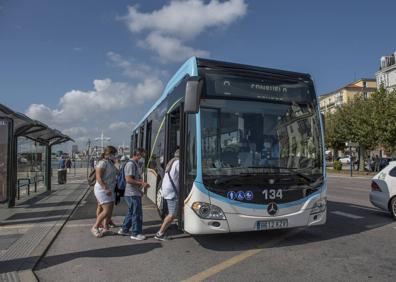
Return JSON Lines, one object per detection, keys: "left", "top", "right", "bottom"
{"left": 184, "top": 206, "right": 326, "bottom": 235}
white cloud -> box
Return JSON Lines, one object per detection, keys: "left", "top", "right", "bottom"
{"left": 107, "top": 51, "right": 168, "bottom": 79}
{"left": 26, "top": 78, "right": 163, "bottom": 127}
{"left": 25, "top": 78, "right": 163, "bottom": 149}
{"left": 62, "top": 127, "right": 88, "bottom": 137}
{"left": 123, "top": 0, "right": 247, "bottom": 63}
{"left": 109, "top": 121, "right": 135, "bottom": 131}
{"left": 124, "top": 0, "right": 247, "bottom": 40}
{"left": 143, "top": 32, "right": 209, "bottom": 63}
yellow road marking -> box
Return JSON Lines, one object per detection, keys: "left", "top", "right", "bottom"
{"left": 182, "top": 228, "right": 305, "bottom": 282}
{"left": 181, "top": 249, "right": 262, "bottom": 282}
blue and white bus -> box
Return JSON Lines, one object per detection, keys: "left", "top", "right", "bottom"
{"left": 131, "top": 57, "right": 326, "bottom": 234}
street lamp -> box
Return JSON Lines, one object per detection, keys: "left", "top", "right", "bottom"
{"left": 345, "top": 141, "right": 358, "bottom": 177}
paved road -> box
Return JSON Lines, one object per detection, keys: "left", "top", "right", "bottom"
{"left": 35, "top": 177, "right": 396, "bottom": 282}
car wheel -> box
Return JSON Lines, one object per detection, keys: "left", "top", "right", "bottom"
{"left": 389, "top": 196, "right": 396, "bottom": 220}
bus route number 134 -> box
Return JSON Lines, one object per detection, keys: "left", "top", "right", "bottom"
{"left": 262, "top": 189, "right": 283, "bottom": 200}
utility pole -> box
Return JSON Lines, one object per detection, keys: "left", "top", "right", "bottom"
{"left": 86, "top": 138, "right": 91, "bottom": 178}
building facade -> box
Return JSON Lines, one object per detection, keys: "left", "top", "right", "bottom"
{"left": 376, "top": 51, "right": 396, "bottom": 91}
{"left": 319, "top": 78, "right": 377, "bottom": 114}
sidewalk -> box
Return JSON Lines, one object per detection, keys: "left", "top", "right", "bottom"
{"left": 34, "top": 187, "right": 186, "bottom": 282}
{"left": 0, "top": 174, "right": 89, "bottom": 282}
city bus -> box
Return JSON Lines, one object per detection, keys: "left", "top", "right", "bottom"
{"left": 131, "top": 57, "right": 326, "bottom": 234}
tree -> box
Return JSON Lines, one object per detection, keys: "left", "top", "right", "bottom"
{"left": 346, "top": 94, "right": 379, "bottom": 171}
{"left": 324, "top": 111, "right": 345, "bottom": 159}
{"left": 324, "top": 87, "right": 396, "bottom": 172}
{"left": 372, "top": 87, "right": 396, "bottom": 154}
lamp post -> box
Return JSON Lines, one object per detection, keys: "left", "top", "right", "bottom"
{"left": 86, "top": 139, "right": 91, "bottom": 178}
{"left": 345, "top": 141, "right": 358, "bottom": 177}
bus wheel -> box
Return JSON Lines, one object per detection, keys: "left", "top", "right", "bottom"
{"left": 156, "top": 187, "right": 167, "bottom": 220}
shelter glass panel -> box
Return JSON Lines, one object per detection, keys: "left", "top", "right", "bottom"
{"left": 0, "top": 119, "right": 10, "bottom": 202}
{"left": 17, "top": 137, "right": 47, "bottom": 196}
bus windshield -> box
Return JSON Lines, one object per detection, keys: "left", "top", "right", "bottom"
{"left": 200, "top": 98, "right": 323, "bottom": 181}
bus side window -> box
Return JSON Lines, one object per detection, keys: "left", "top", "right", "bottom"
{"left": 146, "top": 121, "right": 152, "bottom": 159}
{"left": 139, "top": 126, "right": 144, "bottom": 148}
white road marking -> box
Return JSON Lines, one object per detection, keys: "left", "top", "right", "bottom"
{"left": 329, "top": 186, "right": 369, "bottom": 192}
{"left": 327, "top": 175, "right": 373, "bottom": 180}
{"left": 331, "top": 211, "right": 364, "bottom": 219}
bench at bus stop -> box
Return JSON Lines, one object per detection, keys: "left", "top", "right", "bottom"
{"left": 16, "top": 175, "right": 45, "bottom": 200}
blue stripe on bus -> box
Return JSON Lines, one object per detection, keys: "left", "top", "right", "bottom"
{"left": 133, "top": 57, "right": 199, "bottom": 131}
{"left": 193, "top": 181, "right": 322, "bottom": 210}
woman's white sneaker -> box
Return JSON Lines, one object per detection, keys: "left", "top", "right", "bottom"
{"left": 91, "top": 227, "right": 103, "bottom": 238}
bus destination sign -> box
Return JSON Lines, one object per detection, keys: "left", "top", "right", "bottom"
{"left": 205, "top": 72, "right": 313, "bottom": 103}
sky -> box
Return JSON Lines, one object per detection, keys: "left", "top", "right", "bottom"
{"left": 1, "top": 0, "right": 395, "bottom": 152}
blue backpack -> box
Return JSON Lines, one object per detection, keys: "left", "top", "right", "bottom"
{"left": 117, "top": 160, "right": 138, "bottom": 193}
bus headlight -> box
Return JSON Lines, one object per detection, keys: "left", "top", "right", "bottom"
{"left": 310, "top": 198, "right": 327, "bottom": 214}
{"left": 191, "top": 202, "right": 226, "bottom": 220}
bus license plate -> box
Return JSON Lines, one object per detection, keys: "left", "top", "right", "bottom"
{"left": 255, "top": 219, "right": 288, "bottom": 230}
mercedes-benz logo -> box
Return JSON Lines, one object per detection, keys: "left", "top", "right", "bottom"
{"left": 267, "top": 202, "right": 278, "bottom": 216}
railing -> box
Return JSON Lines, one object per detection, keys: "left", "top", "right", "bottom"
{"left": 16, "top": 175, "right": 45, "bottom": 200}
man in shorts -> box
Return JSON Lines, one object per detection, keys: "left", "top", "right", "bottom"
{"left": 155, "top": 149, "right": 179, "bottom": 241}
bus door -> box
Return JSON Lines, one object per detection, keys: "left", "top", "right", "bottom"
{"left": 165, "top": 104, "right": 186, "bottom": 226}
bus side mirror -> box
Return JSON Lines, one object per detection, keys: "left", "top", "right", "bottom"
{"left": 184, "top": 77, "right": 203, "bottom": 114}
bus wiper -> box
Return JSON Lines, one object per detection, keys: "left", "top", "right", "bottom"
{"left": 214, "top": 175, "right": 250, "bottom": 185}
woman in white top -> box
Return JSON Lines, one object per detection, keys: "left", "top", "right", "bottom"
{"left": 91, "top": 146, "right": 117, "bottom": 238}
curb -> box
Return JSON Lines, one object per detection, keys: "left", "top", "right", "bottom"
{"left": 17, "top": 184, "right": 91, "bottom": 281}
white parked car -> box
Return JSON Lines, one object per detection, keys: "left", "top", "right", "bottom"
{"left": 370, "top": 161, "right": 396, "bottom": 219}
{"left": 338, "top": 155, "right": 351, "bottom": 164}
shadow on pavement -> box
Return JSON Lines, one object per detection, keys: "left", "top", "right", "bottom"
{"left": 5, "top": 209, "right": 70, "bottom": 221}
{"left": 194, "top": 200, "right": 395, "bottom": 252}
{"left": 15, "top": 191, "right": 51, "bottom": 206}
{"left": 0, "top": 216, "right": 65, "bottom": 226}
{"left": 34, "top": 243, "right": 162, "bottom": 271}
{"left": 18, "top": 201, "right": 77, "bottom": 209}
{"left": 0, "top": 256, "right": 40, "bottom": 273}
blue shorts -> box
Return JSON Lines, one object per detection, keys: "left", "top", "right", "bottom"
{"left": 166, "top": 199, "right": 179, "bottom": 217}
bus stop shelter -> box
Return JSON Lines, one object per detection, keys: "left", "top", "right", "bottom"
{"left": 0, "top": 103, "right": 73, "bottom": 207}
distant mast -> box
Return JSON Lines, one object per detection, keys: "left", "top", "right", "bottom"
{"left": 95, "top": 131, "right": 111, "bottom": 152}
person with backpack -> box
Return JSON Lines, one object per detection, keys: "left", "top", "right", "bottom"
{"left": 91, "top": 146, "right": 118, "bottom": 238}
{"left": 155, "top": 149, "right": 180, "bottom": 241}
{"left": 118, "top": 148, "right": 150, "bottom": 240}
